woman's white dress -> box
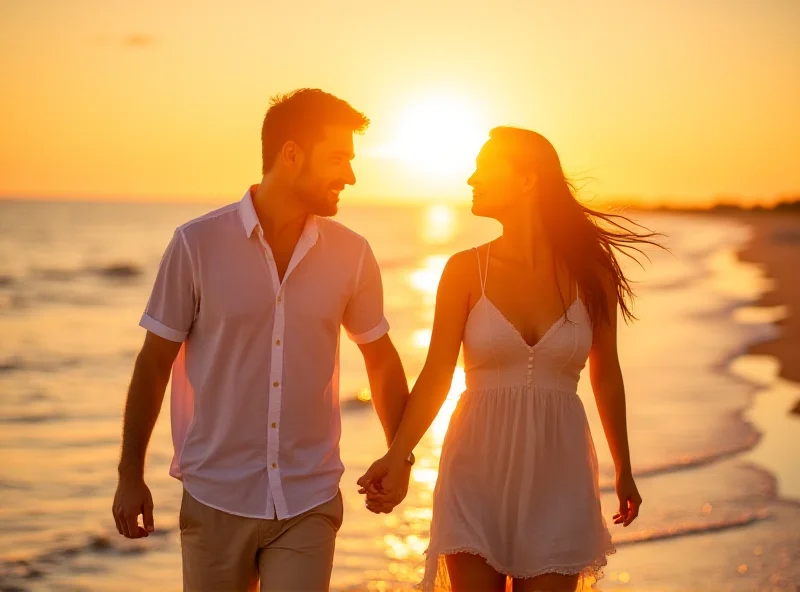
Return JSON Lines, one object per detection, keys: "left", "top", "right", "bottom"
{"left": 420, "top": 246, "right": 615, "bottom": 590}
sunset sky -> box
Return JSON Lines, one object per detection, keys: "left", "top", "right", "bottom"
{"left": 1, "top": 0, "right": 798, "bottom": 205}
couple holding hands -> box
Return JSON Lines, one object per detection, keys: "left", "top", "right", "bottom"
{"left": 113, "top": 88, "right": 652, "bottom": 591}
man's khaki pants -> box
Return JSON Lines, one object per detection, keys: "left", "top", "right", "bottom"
{"left": 180, "top": 488, "right": 344, "bottom": 592}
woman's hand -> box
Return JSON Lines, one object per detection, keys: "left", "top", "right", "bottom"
{"left": 357, "top": 452, "right": 410, "bottom": 514}
{"left": 613, "top": 470, "right": 642, "bottom": 527}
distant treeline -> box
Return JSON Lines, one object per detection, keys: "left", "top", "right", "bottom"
{"left": 706, "top": 198, "right": 800, "bottom": 213}
{"left": 620, "top": 197, "right": 800, "bottom": 214}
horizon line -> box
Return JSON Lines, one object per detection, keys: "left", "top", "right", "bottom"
{"left": 2, "top": 192, "right": 798, "bottom": 207}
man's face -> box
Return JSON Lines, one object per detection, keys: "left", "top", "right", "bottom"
{"left": 292, "top": 125, "right": 356, "bottom": 217}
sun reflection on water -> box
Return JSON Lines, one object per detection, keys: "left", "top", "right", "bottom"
{"left": 430, "top": 367, "right": 466, "bottom": 447}
{"left": 409, "top": 255, "right": 448, "bottom": 305}
{"left": 378, "top": 365, "right": 467, "bottom": 585}
{"left": 421, "top": 204, "right": 457, "bottom": 245}
{"left": 379, "top": 245, "right": 470, "bottom": 588}
{"left": 411, "top": 329, "right": 431, "bottom": 349}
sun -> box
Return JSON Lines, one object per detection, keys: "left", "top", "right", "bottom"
{"left": 381, "top": 96, "right": 488, "bottom": 177}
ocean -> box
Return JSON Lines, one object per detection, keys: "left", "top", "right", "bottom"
{"left": 0, "top": 199, "right": 798, "bottom": 591}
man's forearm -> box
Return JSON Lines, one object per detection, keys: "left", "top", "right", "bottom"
{"left": 118, "top": 354, "right": 171, "bottom": 479}
{"left": 367, "top": 351, "right": 410, "bottom": 447}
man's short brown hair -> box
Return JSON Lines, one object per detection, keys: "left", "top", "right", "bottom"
{"left": 261, "top": 89, "right": 369, "bottom": 174}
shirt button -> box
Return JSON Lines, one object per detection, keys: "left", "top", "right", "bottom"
{"left": 276, "top": 295, "right": 282, "bottom": 303}
{"left": 275, "top": 339, "right": 281, "bottom": 346}
{"left": 271, "top": 463, "right": 277, "bottom": 469}
{"left": 271, "top": 422, "right": 277, "bottom": 428}
{"left": 273, "top": 381, "right": 280, "bottom": 387}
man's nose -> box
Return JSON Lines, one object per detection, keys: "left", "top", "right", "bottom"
{"left": 344, "top": 163, "right": 356, "bottom": 186}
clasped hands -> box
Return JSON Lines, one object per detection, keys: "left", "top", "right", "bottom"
{"left": 356, "top": 449, "right": 412, "bottom": 514}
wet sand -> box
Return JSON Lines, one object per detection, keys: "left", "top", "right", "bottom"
{"left": 736, "top": 212, "right": 800, "bottom": 411}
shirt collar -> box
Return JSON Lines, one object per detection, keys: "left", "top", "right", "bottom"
{"left": 238, "top": 185, "right": 260, "bottom": 238}
{"left": 238, "top": 185, "right": 320, "bottom": 246}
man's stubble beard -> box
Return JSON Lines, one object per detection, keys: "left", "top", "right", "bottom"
{"left": 293, "top": 185, "right": 338, "bottom": 217}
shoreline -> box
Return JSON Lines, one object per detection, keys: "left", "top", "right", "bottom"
{"left": 734, "top": 211, "right": 800, "bottom": 414}
{"left": 598, "top": 210, "right": 800, "bottom": 590}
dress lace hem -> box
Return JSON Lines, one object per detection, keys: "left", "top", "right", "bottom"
{"left": 417, "top": 544, "right": 616, "bottom": 591}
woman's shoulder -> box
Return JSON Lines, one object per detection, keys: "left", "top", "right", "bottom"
{"left": 445, "top": 246, "right": 483, "bottom": 272}
{"left": 438, "top": 245, "right": 491, "bottom": 292}
{"left": 448, "top": 242, "right": 494, "bottom": 264}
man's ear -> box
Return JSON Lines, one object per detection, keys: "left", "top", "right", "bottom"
{"left": 280, "top": 140, "right": 305, "bottom": 172}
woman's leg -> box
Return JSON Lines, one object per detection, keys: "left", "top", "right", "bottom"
{"left": 445, "top": 553, "right": 507, "bottom": 592}
{"left": 512, "top": 573, "right": 579, "bottom": 592}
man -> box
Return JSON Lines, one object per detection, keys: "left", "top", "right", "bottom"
{"left": 112, "top": 89, "right": 413, "bottom": 591}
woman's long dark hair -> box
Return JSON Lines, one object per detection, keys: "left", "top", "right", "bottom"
{"left": 490, "top": 126, "right": 662, "bottom": 327}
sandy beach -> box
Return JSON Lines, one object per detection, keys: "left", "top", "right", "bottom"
{"left": 737, "top": 212, "right": 800, "bottom": 406}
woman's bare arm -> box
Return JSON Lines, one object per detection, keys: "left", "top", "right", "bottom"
{"left": 357, "top": 251, "right": 473, "bottom": 503}
{"left": 588, "top": 276, "right": 641, "bottom": 526}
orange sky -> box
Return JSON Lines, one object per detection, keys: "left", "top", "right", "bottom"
{"left": 1, "top": 0, "right": 798, "bottom": 205}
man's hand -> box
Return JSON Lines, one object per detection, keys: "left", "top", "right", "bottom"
{"left": 113, "top": 331, "right": 177, "bottom": 539}
{"left": 112, "top": 474, "right": 155, "bottom": 538}
{"left": 357, "top": 453, "right": 411, "bottom": 514}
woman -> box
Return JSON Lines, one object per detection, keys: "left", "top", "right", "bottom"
{"left": 358, "top": 127, "right": 658, "bottom": 591}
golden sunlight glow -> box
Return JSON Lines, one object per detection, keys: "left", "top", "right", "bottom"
{"left": 3, "top": 4, "right": 800, "bottom": 203}
{"left": 377, "top": 96, "right": 488, "bottom": 178}
{"left": 408, "top": 366, "right": 467, "bottom": 492}
{"left": 421, "top": 204, "right": 457, "bottom": 244}
{"left": 382, "top": 533, "right": 428, "bottom": 560}
{"left": 409, "top": 255, "right": 449, "bottom": 299}
{"left": 430, "top": 366, "right": 466, "bottom": 445}
{"left": 412, "top": 329, "right": 432, "bottom": 349}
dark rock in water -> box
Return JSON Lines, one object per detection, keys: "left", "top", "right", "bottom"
{"left": 59, "top": 546, "right": 80, "bottom": 558}
{"left": 88, "top": 535, "right": 113, "bottom": 552}
{"left": 340, "top": 396, "right": 373, "bottom": 412}
{"left": 24, "top": 566, "right": 45, "bottom": 579}
{"left": 0, "top": 357, "right": 23, "bottom": 373}
{"left": 791, "top": 398, "right": 800, "bottom": 416}
{"left": 97, "top": 263, "right": 142, "bottom": 279}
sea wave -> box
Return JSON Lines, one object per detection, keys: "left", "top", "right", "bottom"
{"left": 89, "top": 263, "right": 144, "bottom": 279}
{"left": 612, "top": 509, "right": 770, "bottom": 546}
{"left": 0, "top": 356, "right": 81, "bottom": 375}
{"left": 0, "top": 358, "right": 24, "bottom": 373}
{"left": 30, "top": 262, "right": 144, "bottom": 283}
{"left": 0, "top": 263, "right": 145, "bottom": 311}
{"left": 643, "top": 271, "right": 706, "bottom": 292}
{"left": 598, "top": 433, "right": 761, "bottom": 492}
{"left": 0, "top": 529, "right": 171, "bottom": 586}
{"left": 0, "top": 412, "right": 69, "bottom": 425}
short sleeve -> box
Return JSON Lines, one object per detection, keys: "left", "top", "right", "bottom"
{"left": 139, "top": 229, "right": 197, "bottom": 342}
{"left": 342, "top": 240, "right": 390, "bottom": 344}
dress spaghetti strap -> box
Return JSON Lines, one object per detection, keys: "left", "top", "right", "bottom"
{"left": 475, "top": 244, "right": 491, "bottom": 295}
